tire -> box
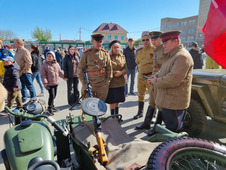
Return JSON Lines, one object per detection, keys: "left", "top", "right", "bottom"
{"left": 147, "top": 137, "right": 226, "bottom": 170}
{"left": 183, "top": 99, "right": 207, "bottom": 137}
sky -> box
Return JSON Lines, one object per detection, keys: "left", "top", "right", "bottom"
{"left": 0, "top": 0, "right": 200, "bottom": 41}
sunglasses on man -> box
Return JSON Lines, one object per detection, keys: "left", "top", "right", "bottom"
{"left": 142, "top": 39, "right": 150, "bottom": 42}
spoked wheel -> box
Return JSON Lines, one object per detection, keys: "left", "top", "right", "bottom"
{"left": 147, "top": 137, "right": 226, "bottom": 170}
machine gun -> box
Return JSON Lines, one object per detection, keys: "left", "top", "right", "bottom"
{"left": 81, "top": 72, "right": 108, "bottom": 166}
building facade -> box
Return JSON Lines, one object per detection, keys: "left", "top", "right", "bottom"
{"left": 161, "top": 16, "right": 198, "bottom": 48}
{"left": 93, "top": 23, "right": 128, "bottom": 49}
{"left": 160, "top": 0, "right": 211, "bottom": 48}
{"left": 196, "top": 0, "right": 211, "bottom": 44}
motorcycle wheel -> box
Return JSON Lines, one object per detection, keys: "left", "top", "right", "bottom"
{"left": 147, "top": 137, "right": 226, "bottom": 170}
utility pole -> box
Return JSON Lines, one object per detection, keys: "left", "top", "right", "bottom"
{"left": 79, "top": 27, "right": 81, "bottom": 40}
{"left": 59, "top": 33, "right": 61, "bottom": 41}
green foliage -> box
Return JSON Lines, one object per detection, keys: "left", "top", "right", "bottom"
{"left": 134, "top": 38, "right": 142, "bottom": 48}
{"left": 32, "top": 27, "right": 52, "bottom": 41}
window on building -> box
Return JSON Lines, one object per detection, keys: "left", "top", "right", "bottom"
{"left": 183, "top": 37, "right": 186, "bottom": 41}
{"left": 189, "top": 20, "right": 192, "bottom": 25}
{"left": 192, "top": 28, "right": 195, "bottom": 33}
{"left": 191, "top": 36, "right": 194, "bottom": 41}
{"left": 199, "top": 34, "right": 203, "bottom": 37}
{"left": 121, "top": 35, "right": 124, "bottom": 40}
{"left": 188, "top": 29, "right": 191, "bottom": 34}
{"left": 192, "top": 20, "right": 196, "bottom": 25}
{"left": 115, "top": 35, "right": 118, "bottom": 40}
{"left": 174, "top": 22, "right": 179, "bottom": 28}
{"left": 187, "top": 36, "right": 190, "bottom": 41}
{"left": 108, "top": 35, "right": 111, "bottom": 40}
{"left": 183, "top": 30, "right": 186, "bottom": 34}
{"left": 181, "top": 22, "right": 184, "bottom": 27}
{"left": 167, "top": 24, "right": 172, "bottom": 28}
{"left": 184, "top": 21, "right": 187, "bottom": 26}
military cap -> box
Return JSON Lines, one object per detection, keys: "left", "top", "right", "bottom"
{"left": 161, "top": 30, "right": 181, "bottom": 43}
{"left": 109, "top": 40, "right": 120, "bottom": 49}
{"left": 192, "top": 42, "right": 198, "bottom": 47}
{"left": 91, "top": 33, "right": 104, "bottom": 41}
{"left": 141, "top": 31, "right": 150, "bottom": 38}
{"left": 149, "top": 31, "right": 163, "bottom": 39}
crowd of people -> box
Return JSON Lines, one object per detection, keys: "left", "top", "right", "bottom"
{"left": 0, "top": 30, "right": 223, "bottom": 136}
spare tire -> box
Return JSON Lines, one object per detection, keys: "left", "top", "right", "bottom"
{"left": 183, "top": 99, "right": 207, "bottom": 137}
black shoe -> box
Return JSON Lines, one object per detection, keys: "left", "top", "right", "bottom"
{"left": 47, "top": 110, "right": 54, "bottom": 116}
{"left": 129, "top": 92, "right": 136, "bottom": 96}
{"left": 52, "top": 107, "right": 60, "bottom": 112}
{"left": 135, "top": 123, "right": 150, "bottom": 130}
{"left": 133, "top": 113, "right": 143, "bottom": 119}
{"left": 147, "top": 128, "right": 156, "bottom": 136}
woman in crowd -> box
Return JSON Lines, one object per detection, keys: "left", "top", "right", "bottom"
{"left": 30, "top": 45, "right": 45, "bottom": 97}
{"left": 41, "top": 51, "right": 67, "bottom": 115}
{"left": 105, "top": 40, "right": 127, "bottom": 117}
{"left": 63, "top": 45, "right": 80, "bottom": 106}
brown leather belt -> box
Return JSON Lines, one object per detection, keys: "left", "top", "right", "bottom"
{"left": 142, "top": 72, "right": 152, "bottom": 76}
{"left": 87, "top": 70, "right": 106, "bottom": 75}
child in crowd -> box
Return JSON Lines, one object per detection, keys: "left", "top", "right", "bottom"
{"left": 41, "top": 51, "right": 67, "bottom": 115}
{"left": 2, "top": 56, "right": 22, "bottom": 110}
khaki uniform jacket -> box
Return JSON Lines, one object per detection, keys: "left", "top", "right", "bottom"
{"left": 109, "top": 54, "right": 127, "bottom": 88}
{"left": 136, "top": 45, "right": 154, "bottom": 78}
{"left": 78, "top": 48, "right": 112, "bottom": 87}
{"left": 155, "top": 44, "right": 194, "bottom": 110}
{"left": 153, "top": 44, "right": 166, "bottom": 74}
{"left": 14, "top": 47, "right": 32, "bottom": 76}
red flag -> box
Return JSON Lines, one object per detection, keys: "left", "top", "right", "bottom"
{"left": 202, "top": 0, "right": 226, "bottom": 68}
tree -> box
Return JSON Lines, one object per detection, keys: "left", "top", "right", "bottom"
{"left": 31, "top": 27, "right": 52, "bottom": 41}
{"left": 0, "top": 30, "right": 16, "bottom": 40}
{"left": 134, "top": 38, "right": 142, "bottom": 48}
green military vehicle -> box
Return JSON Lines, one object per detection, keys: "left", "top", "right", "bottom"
{"left": 184, "top": 69, "right": 226, "bottom": 137}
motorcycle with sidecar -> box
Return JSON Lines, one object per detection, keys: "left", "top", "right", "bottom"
{"left": 1, "top": 74, "right": 226, "bottom": 170}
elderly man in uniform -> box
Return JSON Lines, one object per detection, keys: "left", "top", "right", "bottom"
{"left": 135, "top": 31, "right": 165, "bottom": 131}
{"left": 133, "top": 31, "right": 154, "bottom": 119}
{"left": 77, "top": 34, "right": 112, "bottom": 101}
{"left": 148, "top": 31, "right": 194, "bottom": 134}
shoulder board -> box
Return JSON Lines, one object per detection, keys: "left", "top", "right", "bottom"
{"left": 84, "top": 48, "right": 92, "bottom": 53}
{"left": 101, "top": 48, "right": 108, "bottom": 53}
{"left": 137, "top": 47, "right": 143, "bottom": 52}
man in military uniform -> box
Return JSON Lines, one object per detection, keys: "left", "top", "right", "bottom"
{"left": 148, "top": 31, "right": 194, "bottom": 133}
{"left": 77, "top": 34, "right": 112, "bottom": 101}
{"left": 135, "top": 31, "right": 165, "bottom": 131}
{"left": 133, "top": 31, "right": 154, "bottom": 119}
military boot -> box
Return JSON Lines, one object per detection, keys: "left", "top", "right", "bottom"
{"left": 133, "top": 102, "right": 144, "bottom": 119}
{"left": 135, "top": 106, "right": 155, "bottom": 130}
{"left": 156, "top": 111, "right": 163, "bottom": 125}
{"left": 111, "top": 109, "right": 115, "bottom": 116}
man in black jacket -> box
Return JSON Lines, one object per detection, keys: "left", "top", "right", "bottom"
{"left": 189, "top": 42, "right": 203, "bottom": 69}
{"left": 123, "top": 38, "right": 137, "bottom": 96}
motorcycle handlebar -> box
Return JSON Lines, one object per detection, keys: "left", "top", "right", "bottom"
{"left": 4, "top": 106, "right": 48, "bottom": 120}
{"left": 47, "top": 117, "right": 69, "bottom": 136}
{"left": 5, "top": 106, "right": 69, "bottom": 137}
